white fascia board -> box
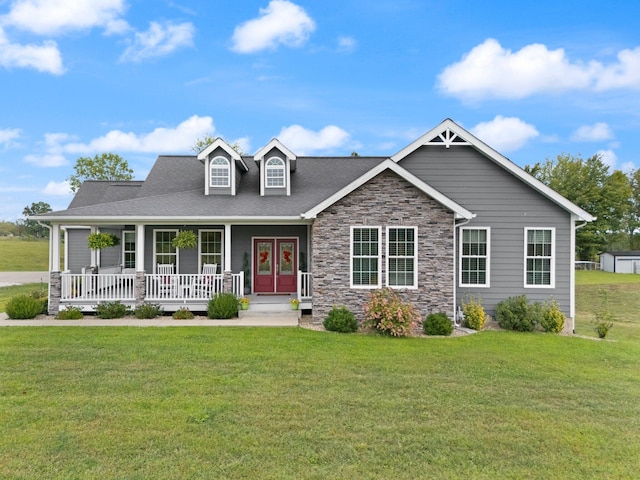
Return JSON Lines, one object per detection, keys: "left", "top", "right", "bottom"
{"left": 253, "top": 138, "right": 297, "bottom": 161}
{"left": 33, "top": 215, "right": 312, "bottom": 225}
{"left": 391, "top": 118, "right": 595, "bottom": 223}
{"left": 302, "top": 159, "right": 474, "bottom": 220}
{"left": 197, "top": 138, "right": 247, "bottom": 171}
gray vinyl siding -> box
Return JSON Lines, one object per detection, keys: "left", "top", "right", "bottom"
{"left": 99, "top": 228, "right": 122, "bottom": 268}
{"left": 66, "top": 228, "right": 91, "bottom": 273}
{"left": 400, "top": 145, "right": 573, "bottom": 316}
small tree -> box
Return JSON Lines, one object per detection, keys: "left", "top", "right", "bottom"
{"left": 68, "top": 153, "right": 134, "bottom": 192}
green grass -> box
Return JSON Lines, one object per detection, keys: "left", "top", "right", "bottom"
{"left": 0, "top": 328, "right": 638, "bottom": 479}
{"left": 0, "top": 237, "right": 50, "bottom": 271}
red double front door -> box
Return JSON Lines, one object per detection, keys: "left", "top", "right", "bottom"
{"left": 253, "top": 238, "right": 297, "bottom": 293}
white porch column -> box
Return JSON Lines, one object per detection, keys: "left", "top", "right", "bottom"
{"left": 224, "top": 224, "right": 232, "bottom": 272}
{"left": 51, "top": 223, "right": 61, "bottom": 271}
{"left": 136, "top": 224, "right": 146, "bottom": 272}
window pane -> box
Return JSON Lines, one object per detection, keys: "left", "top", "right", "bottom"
{"left": 352, "top": 228, "right": 380, "bottom": 286}
{"left": 388, "top": 227, "right": 416, "bottom": 287}
{"left": 461, "top": 229, "right": 488, "bottom": 285}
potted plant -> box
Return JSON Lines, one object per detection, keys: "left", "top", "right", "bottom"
{"left": 239, "top": 297, "right": 250, "bottom": 310}
{"left": 290, "top": 298, "right": 300, "bottom": 310}
{"left": 171, "top": 230, "right": 197, "bottom": 249}
{"left": 87, "top": 232, "right": 120, "bottom": 250}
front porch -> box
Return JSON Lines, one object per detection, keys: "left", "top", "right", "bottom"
{"left": 52, "top": 270, "right": 312, "bottom": 313}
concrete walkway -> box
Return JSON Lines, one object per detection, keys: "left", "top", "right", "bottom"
{"left": 0, "top": 271, "right": 48, "bottom": 287}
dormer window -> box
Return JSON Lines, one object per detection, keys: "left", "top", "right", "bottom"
{"left": 210, "top": 156, "right": 230, "bottom": 187}
{"left": 266, "top": 157, "right": 285, "bottom": 188}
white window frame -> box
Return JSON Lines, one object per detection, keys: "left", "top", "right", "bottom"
{"left": 386, "top": 226, "right": 418, "bottom": 289}
{"left": 459, "top": 227, "right": 490, "bottom": 288}
{"left": 524, "top": 227, "right": 555, "bottom": 288}
{"left": 198, "top": 229, "right": 224, "bottom": 273}
{"left": 122, "top": 230, "right": 136, "bottom": 270}
{"left": 350, "top": 226, "right": 382, "bottom": 289}
{"left": 153, "top": 229, "right": 178, "bottom": 273}
{"left": 210, "top": 156, "right": 230, "bottom": 188}
{"left": 265, "top": 156, "right": 285, "bottom": 188}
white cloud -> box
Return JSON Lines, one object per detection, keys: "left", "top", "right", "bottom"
{"left": 620, "top": 161, "right": 636, "bottom": 173}
{"left": 438, "top": 38, "right": 640, "bottom": 101}
{"left": 470, "top": 116, "right": 539, "bottom": 152}
{"left": 120, "top": 21, "right": 195, "bottom": 62}
{"left": 571, "top": 122, "right": 614, "bottom": 142}
{"left": 42, "top": 180, "right": 72, "bottom": 196}
{"left": 277, "top": 125, "right": 350, "bottom": 154}
{"left": 597, "top": 149, "right": 617, "bottom": 169}
{"left": 0, "top": 28, "right": 64, "bottom": 74}
{"left": 63, "top": 115, "right": 215, "bottom": 154}
{"left": 0, "top": 127, "right": 21, "bottom": 146}
{"left": 24, "top": 153, "right": 68, "bottom": 167}
{"left": 231, "top": 0, "right": 315, "bottom": 54}
{"left": 337, "top": 35, "right": 356, "bottom": 52}
{"left": 1, "top": 0, "right": 129, "bottom": 36}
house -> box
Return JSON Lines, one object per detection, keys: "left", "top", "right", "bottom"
{"left": 36, "top": 119, "right": 594, "bottom": 330}
{"left": 600, "top": 251, "right": 640, "bottom": 274}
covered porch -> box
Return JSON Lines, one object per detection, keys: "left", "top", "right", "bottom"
{"left": 47, "top": 222, "right": 313, "bottom": 314}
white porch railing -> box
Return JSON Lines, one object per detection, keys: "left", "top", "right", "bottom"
{"left": 298, "top": 271, "right": 312, "bottom": 300}
{"left": 232, "top": 271, "right": 244, "bottom": 298}
{"left": 145, "top": 274, "right": 224, "bottom": 301}
{"left": 61, "top": 273, "right": 136, "bottom": 302}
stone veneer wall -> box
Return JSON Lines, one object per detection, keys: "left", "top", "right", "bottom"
{"left": 311, "top": 170, "right": 455, "bottom": 324}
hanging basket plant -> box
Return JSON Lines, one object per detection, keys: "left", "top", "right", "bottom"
{"left": 172, "top": 230, "right": 197, "bottom": 249}
{"left": 87, "top": 232, "right": 120, "bottom": 250}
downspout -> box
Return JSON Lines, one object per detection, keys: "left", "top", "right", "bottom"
{"left": 38, "top": 221, "right": 53, "bottom": 310}
{"left": 572, "top": 219, "right": 589, "bottom": 334}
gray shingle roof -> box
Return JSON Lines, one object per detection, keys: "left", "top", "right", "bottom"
{"left": 44, "top": 155, "right": 386, "bottom": 220}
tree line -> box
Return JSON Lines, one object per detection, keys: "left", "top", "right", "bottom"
{"left": 525, "top": 153, "right": 640, "bottom": 261}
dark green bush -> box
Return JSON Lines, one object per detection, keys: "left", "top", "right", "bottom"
{"left": 323, "top": 306, "right": 358, "bottom": 333}
{"left": 208, "top": 293, "right": 238, "bottom": 319}
{"left": 55, "top": 306, "right": 84, "bottom": 320}
{"left": 173, "top": 307, "right": 195, "bottom": 320}
{"left": 96, "top": 300, "right": 130, "bottom": 319}
{"left": 495, "top": 295, "right": 538, "bottom": 332}
{"left": 134, "top": 303, "right": 162, "bottom": 319}
{"left": 5, "top": 294, "right": 43, "bottom": 319}
{"left": 423, "top": 312, "right": 454, "bottom": 336}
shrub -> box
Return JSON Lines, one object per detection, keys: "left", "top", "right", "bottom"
{"left": 29, "top": 289, "right": 48, "bottom": 314}
{"left": 173, "top": 307, "right": 195, "bottom": 320}
{"left": 362, "top": 288, "right": 420, "bottom": 337}
{"left": 423, "top": 312, "right": 453, "bottom": 336}
{"left": 594, "top": 318, "right": 614, "bottom": 339}
{"left": 96, "top": 300, "right": 130, "bottom": 319}
{"left": 134, "top": 303, "right": 162, "bottom": 319}
{"left": 5, "top": 294, "right": 44, "bottom": 319}
{"left": 540, "top": 298, "right": 565, "bottom": 333}
{"left": 594, "top": 289, "right": 614, "bottom": 338}
{"left": 323, "top": 306, "right": 358, "bottom": 333}
{"left": 495, "top": 295, "right": 537, "bottom": 332}
{"left": 208, "top": 293, "right": 238, "bottom": 319}
{"left": 55, "top": 306, "right": 84, "bottom": 320}
{"left": 461, "top": 296, "right": 486, "bottom": 330}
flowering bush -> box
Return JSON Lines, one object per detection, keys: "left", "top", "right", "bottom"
{"left": 362, "top": 288, "right": 420, "bottom": 337}
{"left": 462, "top": 296, "right": 486, "bottom": 330}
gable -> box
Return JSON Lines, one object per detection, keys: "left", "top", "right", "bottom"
{"left": 392, "top": 119, "right": 594, "bottom": 222}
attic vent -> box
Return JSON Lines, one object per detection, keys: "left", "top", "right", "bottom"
{"left": 427, "top": 128, "right": 471, "bottom": 148}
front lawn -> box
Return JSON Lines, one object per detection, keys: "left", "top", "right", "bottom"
{"left": 1, "top": 328, "right": 639, "bottom": 479}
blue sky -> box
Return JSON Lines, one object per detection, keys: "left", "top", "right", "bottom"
{"left": 1, "top": 0, "right": 639, "bottom": 221}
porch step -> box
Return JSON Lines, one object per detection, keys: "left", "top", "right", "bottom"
{"left": 238, "top": 308, "right": 300, "bottom": 320}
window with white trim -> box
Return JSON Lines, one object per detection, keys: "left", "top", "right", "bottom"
{"left": 460, "top": 228, "right": 489, "bottom": 287}
{"left": 387, "top": 227, "right": 417, "bottom": 288}
{"left": 122, "top": 230, "right": 136, "bottom": 269}
{"left": 199, "top": 230, "right": 223, "bottom": 272}
{"left": 525, "top": 228, "right": 554, "bottom": 287}
{"left": 210, "top": 156, "right": 230, "bottom": 187}
{"left": 351, "top": 227, "right": 381, "bottom": 288}
{"left": 265, "top": 157, "right": 285, "bottom": 188}
{"left": 154, "top": 230, "right": 177, "bottom": 272}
